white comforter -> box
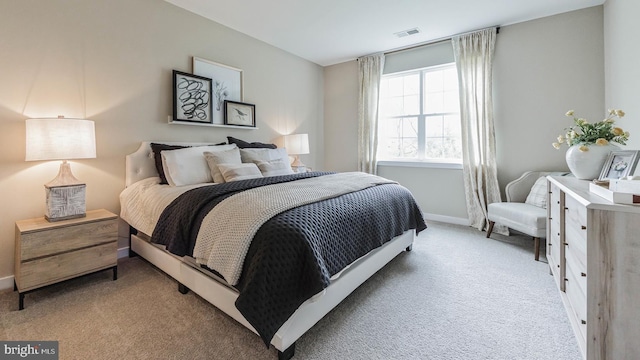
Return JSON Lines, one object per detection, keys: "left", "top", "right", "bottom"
{"left": 119, "top": 177, "right": 211, "bottom": 236}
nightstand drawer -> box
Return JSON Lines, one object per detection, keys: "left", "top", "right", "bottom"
{"left": 19, "top": 241, "right": 117, "bottom": 291}
{"left": 20, "top": 219, "right": 117, "bottom": 261}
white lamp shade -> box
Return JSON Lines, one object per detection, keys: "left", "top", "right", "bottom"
{"left": 283, "top": 133, "right": 309, "bottom": 155}
{"left": 26, "top": 118, "right": 96, "bottom": 161}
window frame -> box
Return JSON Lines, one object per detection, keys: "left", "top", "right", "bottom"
{"left": 377, "top": 62, "right": 462, "bottom": 169}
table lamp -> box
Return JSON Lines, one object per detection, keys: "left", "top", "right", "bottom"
{"left": 283, "top": 133, "right": 309, "bottom": 172}
{"left": 25, "top": 117, "right": 96, "bottom": 221}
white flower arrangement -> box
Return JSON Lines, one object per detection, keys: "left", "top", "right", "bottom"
{"left": 552, "top": 109, "right": 629, "bottom": 152}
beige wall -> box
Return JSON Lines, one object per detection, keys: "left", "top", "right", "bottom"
{"left": 0, "top": 0, "right": 323, "bottom": 279}
{"left": 323, "top": 6, "right": 604, "bottom": 223}
{"left": 493, "top": 6, "right": 604, "bottom": 187}
{"left": 604, "top": 0, "right": 640, "bottom": 153}
{"left": 323, "top": 60, "right": 358, "bottom": 172}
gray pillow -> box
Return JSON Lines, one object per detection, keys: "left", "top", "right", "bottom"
{"left": 203, "top": 147, "right": 242, "bottom": 183}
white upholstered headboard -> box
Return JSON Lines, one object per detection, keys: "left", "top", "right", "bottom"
{"left": 125, "top": 141, "right": 212, "bottom": 187}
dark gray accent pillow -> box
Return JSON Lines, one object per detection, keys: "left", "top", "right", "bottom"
{"left": 227, "top": 136, "right": 277, "bottom": 149}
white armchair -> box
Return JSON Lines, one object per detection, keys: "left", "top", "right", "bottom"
{"left": 486, "top": 171, "right": 566, "bottom": 261}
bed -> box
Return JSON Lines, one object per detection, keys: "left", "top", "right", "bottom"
{"left": 120, "top": 141, "right": 426, "bottom": 359}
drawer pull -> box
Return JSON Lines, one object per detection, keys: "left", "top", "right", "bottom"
{"left": 557, "top": 264, "right": 560, "bottom": 268}
{"left": 564, "top": 278, "right": 568, "bottom": 282}
{"left": 581, "top": 225, "right": 586, "bottom": 230}
{"left": 581, "top": 272, "right": 586, "bottom": 277}
{"left": 564, "top": 243, "right": 569, "bottom": 247}
{"left": 581, "top": 320, "right": 586, "bottom": 325}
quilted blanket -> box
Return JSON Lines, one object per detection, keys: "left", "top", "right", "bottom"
{"left": 151, "top": 172, "right": 426, "bottom": 346}
{"left": 193, "top": 172, "right": 397, "bottom": 285}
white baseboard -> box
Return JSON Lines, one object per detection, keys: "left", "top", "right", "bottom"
{"left": 118, "top": 246, "right": 130, "bottom": 259}
{"left": 423, "top": 212, "right": 470, "bottom": 226}
{"left": 0, "top": 275, "right": 14, "bottom": 291}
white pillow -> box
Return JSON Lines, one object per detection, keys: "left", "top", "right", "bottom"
{"left": 240, "top": 148, "right": 293, "bottom": 172}
{"left": 255, "top": 159, "right": 294, "bottom": 177}
{"left": 217, "top": 163, "right": 263, "bottom": 182}
{"left": 525, "top": 176, "right": 548, "bottom": 208}
{"left": 203, "top": 148, "right": 242, "bottom": 183}
{"left": 161, "top": 144, "right": 237, "bottom": 186}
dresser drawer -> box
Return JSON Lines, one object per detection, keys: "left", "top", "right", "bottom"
{"left": 19, "top": 242, "right": 117, "bottom": 291}
{"left": 549, "top": 182, "right": 561, "bottom": 220}
{"left": 565, "top": 261, "right": 587, "bottom": 341}
{"left": 548, "top": 221, "right": 562, "bottom": 278}
{"left": 565, "top": 243, "right": 587, "bottom": 296}
{"left": 19, "top": 219, "right": 118, "bottom": 261}
{"left": 564, "top": 196, "right": 587, "bottom": 238}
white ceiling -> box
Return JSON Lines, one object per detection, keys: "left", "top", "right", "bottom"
{"left": 166, "top": 0, "right": 604, "bottom": 66}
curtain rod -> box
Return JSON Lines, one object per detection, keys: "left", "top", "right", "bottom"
{"left": 360, "top": 26, "right": 500, "bottom": 59}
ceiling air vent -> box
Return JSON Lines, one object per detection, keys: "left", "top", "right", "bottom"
{"left": 394, "top": 28, "right": 421, "bottom": 38}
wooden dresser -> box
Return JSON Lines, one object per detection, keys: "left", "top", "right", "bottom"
{"left": 14, "top": 209, "right": 118, "bottom": 310}
{"left": 546, "top": 176, "right": 640, "bottom": 360}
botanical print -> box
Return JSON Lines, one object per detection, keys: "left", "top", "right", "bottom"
{"left": 193, "top": 57, "right": 243, "bottom": 125}
{"left": 214, "top": 81, "right": 229, "bottom": 111}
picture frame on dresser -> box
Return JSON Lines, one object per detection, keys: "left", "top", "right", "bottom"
{"left": 224, "top": 100, "right": 256, "bottom": 127}
{"left": 172, "top": 70, "right": 213, "bottom": 124}
{"left": 192, "top": 57, "right": 243, "bottom": 125}
{"left": 598, "top": 150, "right": 639, "bottom": 181}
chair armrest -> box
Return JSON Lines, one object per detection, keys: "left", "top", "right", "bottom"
{"left": 505, "top": 171, "right": 550, "bottom": 202}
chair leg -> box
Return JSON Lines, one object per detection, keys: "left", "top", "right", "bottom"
{"left": 486, "top": 221, "right": 495, "bottom": 238}
{"left": 533, "top": 237, "right": 540, "bottom": 261}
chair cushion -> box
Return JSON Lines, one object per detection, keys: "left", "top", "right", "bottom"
{"left": 488, "top": 202, "right": 546, "bottom": 238}
{"left": 525, "top": 176, "right": 548, "bottom": 208}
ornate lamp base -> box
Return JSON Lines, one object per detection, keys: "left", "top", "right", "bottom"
{"left": 45, "top": 184, "right": 87, "bottom": 222}
{"left": 43, "top": 161, "right": 87, "bottom": 222}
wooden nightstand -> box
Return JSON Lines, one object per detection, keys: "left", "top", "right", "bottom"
{"left": 14, "top": 209, "right": 118, "bottom": 310}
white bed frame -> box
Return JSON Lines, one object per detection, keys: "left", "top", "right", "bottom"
{"left": 124, "top": 142, "right": 415, "bottom": 359}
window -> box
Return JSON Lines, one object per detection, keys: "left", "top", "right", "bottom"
{"left": 378, "top": 63, "right": 461, "bottom": 165}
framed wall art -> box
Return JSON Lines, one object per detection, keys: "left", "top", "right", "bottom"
{"left": 172, "top": 70, "right": 213, "bottom": 123}
{"left": 193, "top": 57, "right": 243, "bottom": 125}
{"left": 598, "top": 150, "right": 640, "bottom": 181}
{"left": 224, "top": 100, "right": 255, "bottom": 127}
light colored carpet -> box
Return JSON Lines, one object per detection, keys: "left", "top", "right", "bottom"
{"left": 0, "top": 222, "right": 581, "bottom": 360}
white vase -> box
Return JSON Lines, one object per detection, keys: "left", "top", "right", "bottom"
{"left": 565, "top": 144, "right": 619, "bottom": 180}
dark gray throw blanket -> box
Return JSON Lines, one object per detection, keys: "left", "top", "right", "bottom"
{"left": 152, "top": 172, "right": 427, "bottom": 346}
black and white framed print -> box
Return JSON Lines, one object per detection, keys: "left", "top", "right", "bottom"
{"left": 598, "top": 150, "right": 640, "bottom": 181}
{"left": 193, "top": 57, "right": 243, "bottom": 125}
{"left": 172, "top": 70, "right": 213, "bottom": 123}
{"left": 224, "top": 100, "right": 255, "bottom": 127}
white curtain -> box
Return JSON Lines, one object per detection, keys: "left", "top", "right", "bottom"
{"left": 452, "top": 28, "right": 504, "bottom": 232}
{"left": 357, "top": 54, "right": 385, "bottom": 175}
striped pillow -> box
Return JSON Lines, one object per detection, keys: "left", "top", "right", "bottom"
{"left": 525, "top": 176, "right": 548, "bottom": 208}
